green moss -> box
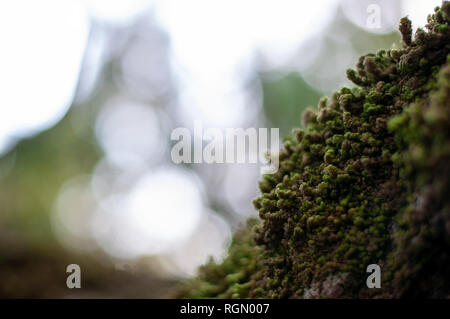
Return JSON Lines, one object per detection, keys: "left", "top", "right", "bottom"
{"left": 174, "top": 219, "right": 264, "bottom": 298}
{"left": 177, "top": 2, "right": 450, "bottom": 298}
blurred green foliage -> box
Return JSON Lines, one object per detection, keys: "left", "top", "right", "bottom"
{"left": 0, "top": 106, "right": 101, "bottom": 244}
{"left": 261, "top": 73, "right": 322, "bottom": 136}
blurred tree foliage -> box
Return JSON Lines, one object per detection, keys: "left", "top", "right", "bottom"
{"left": 261, "top": 73, "right": 322, "bottom": 136}
{"left": 0, "top": 64, "right": 177, "bottom": 297}
{"left": 0, "top": 107, "right": 100, "bottom": 244}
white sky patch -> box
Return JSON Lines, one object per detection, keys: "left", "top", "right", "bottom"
{"left": 0, "top": 0, "right": 89, "bottom": 154}
{"left": 402, "top": 0, "right": 444, "bottom": 30}
{"left": 341, "top": 0, "right": 402, "bottom": 34}
{"left": 82, "top": 0, "right": 153, "bottom": 25}
{"left": 153, "top": 0, "right": 338, "bottom": 128}
{"left": 95, "top": 97, "right": 164, "bottom": 170}
{"left": 91, "top": 166, "right": 205, "bottom": 259}
{"left": 74, "top": 26, "right": 108, "bottom": 104}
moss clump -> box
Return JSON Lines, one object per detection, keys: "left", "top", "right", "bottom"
{"left": 175, "top": 220, "right": 264, "bottom": 298}
{"left": 178, "top": 2, "right": 450, "bottom": 298}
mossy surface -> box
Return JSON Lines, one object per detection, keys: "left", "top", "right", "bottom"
{"left": 178, "top": 3, "right": 450, "bottom": 298}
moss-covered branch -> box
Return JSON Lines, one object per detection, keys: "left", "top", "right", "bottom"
{"left": 178, "top": 2, "right": 450, "bottom": 298}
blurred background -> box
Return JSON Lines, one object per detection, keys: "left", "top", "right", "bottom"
{"left": 0, "top": 0, "right": 442, "bottom": 297}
